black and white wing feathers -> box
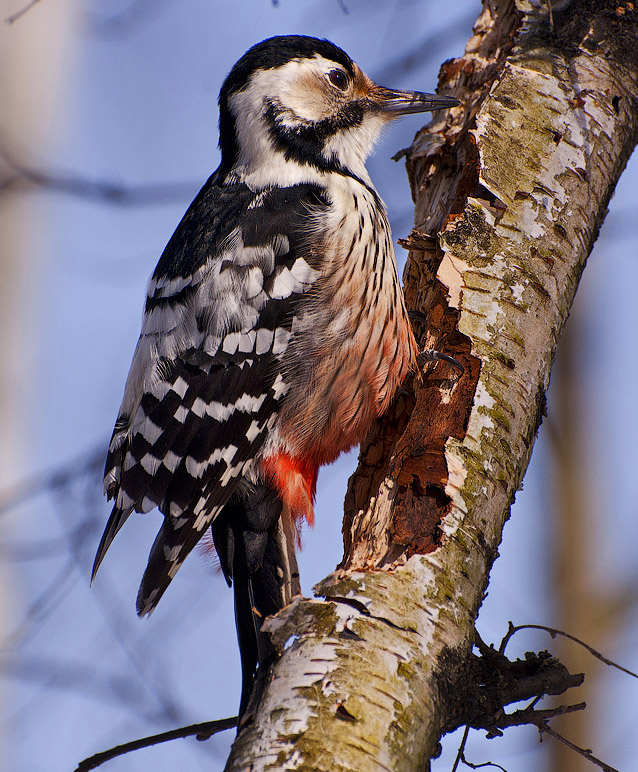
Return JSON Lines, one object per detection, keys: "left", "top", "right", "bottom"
{"left": 93, "top": 175, "right": 328, "bottom": 614}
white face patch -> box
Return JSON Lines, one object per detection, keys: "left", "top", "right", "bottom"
{"left": 227, "top": 54, "right": 388, "bottom": 188}
{"left": 232, "top": 55, "right": 346, "bottom": 126}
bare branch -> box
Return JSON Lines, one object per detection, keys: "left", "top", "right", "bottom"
{"left": 450, "top": 700, "right": 619, "bottom": 772}
{"left": 539, "top": 722, "right": 620, "bottom": 772}
{"left": 74, "top": 716, "right": 238, "bottom": 772}
{"left": 451, "top": 726, "right": 471, "bottom": 772}
{"left": 5, "top": 0, "right": 42, "bottom": 25}
{"left": 486, "top": 702, "right": 586, "bottom": 735}
{"left": 499, "top": 622, "right": 638, "bottom": 679}
{"left": 460, "top": 757, "right": 507, "bottom": 772}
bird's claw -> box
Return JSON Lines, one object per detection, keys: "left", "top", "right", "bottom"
{"left": 417, "top": 348, "right": 465, "bottom": 374}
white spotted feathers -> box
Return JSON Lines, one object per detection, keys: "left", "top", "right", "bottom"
{"left": 92, "top": 35, "right": 458, "bottom": 622}
{"left": 95, "top": 183, "right": 320, "bottom": 613}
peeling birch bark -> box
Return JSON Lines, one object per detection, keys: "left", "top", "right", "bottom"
{"left": 224, "top": 2, "right": 638, "bottom": 770}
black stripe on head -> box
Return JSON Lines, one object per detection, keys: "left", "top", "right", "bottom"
{"left": 263, "top": 99, "right": 364, "bottom": 173}
{"left": 261, "top": 101, "right": 382, "bottom": 206}
{"left": 218, "top": 36, "right": 355, "bottom": 174}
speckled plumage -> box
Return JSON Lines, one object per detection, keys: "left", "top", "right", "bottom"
{"left": 92, "top": 34, "right": 458, "bottom": 714}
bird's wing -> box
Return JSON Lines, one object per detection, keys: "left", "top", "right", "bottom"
{"left": 93, "top": 175, "right": 329, "bottom": 613}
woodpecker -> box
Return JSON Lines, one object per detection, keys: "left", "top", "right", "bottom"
{"left": 92, "top": 35, "right": 459, "bottom": 713}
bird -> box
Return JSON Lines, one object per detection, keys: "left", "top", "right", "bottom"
{"left": 92, "top": 34, "right": 459, "bottom": 715}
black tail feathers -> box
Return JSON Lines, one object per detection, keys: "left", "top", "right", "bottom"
{"left": 212, "top": 484, "right": 300, "bottom": 717}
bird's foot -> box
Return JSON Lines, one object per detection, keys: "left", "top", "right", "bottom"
{"left": 417, "top": 348, "right": 465, "bottom": 374}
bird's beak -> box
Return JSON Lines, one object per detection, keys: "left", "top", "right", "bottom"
{"left": 371, "top": 86, "right": 460, "bottom": 117}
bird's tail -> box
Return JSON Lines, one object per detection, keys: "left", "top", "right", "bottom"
{"left": 212, "top": 484, "right": 300, "bottom": 717}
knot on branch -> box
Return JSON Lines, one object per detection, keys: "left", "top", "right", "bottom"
{"left": 438, "top": 642, "right": 585, "bottom": 739}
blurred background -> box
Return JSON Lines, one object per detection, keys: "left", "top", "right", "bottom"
{"left": 0, "top": 1, "right": 636, "bottom": 770}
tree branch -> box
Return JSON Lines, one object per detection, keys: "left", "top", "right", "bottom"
{"left": 499, "top": 622, "right": 638, "bottom": 678}
{"left": 439, "top": 645, "right": 584, "bottom": 737}
{"left": 5, "top": 0, "right": 42, "bottom": 25}
{"left": 73, "top": 716, "right": 237, "bottom": 772}
{"left": 539, "top": 723, "right": 620, "bottom": 772}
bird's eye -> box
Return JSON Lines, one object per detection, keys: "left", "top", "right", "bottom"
{"left": 328, "top": 69, "right": 348, "bottom": 91}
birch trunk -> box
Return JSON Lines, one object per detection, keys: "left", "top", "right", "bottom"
{"left": 224, "top": 1, "right": 638, "bottom": 769}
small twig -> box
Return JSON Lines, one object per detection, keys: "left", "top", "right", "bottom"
{"left": 5, "top": 0, "right": 42, "bottom": 24}
{"left": 526, "top": 695, "right": 542, "bottom": 710}
{"left": 454, "top": 639, "right": 616, "bottom": 772}
{"left": 74, "top": 716, "right": 237, "bottom": 771}
{"left": 451, "top": 725, "right": 470, "bottom": 772}
{"left": 547, "top": 0, "right": 554, "bottom": 31}
{"left": 499, "top": 622, "right": 638, "bottom": 679}
{"left": 460, "top": 755, "right": 507, "bottom": 772}
{"left": 474, "top": 629, "right": 509, "bottom": 664}
{"left": 451, "top": 723, "right": 508, "bottom": 772}
{"left": 484, "top": 702, "right": 586, "bottom": 736}
{"left": 540, "top": 722, "right": 620, "bottom": 772}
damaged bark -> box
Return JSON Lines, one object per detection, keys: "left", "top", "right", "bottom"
{"left": 224, "top": 2, "right": 638, "bottom": 770}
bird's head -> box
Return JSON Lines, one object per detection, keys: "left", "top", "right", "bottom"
{"left": 218, "top": 35, "right": 458, "bottom": 186}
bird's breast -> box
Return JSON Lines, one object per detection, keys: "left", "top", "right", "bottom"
{"left": 273, "top": 181, "right": 418, "bottom": 467}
